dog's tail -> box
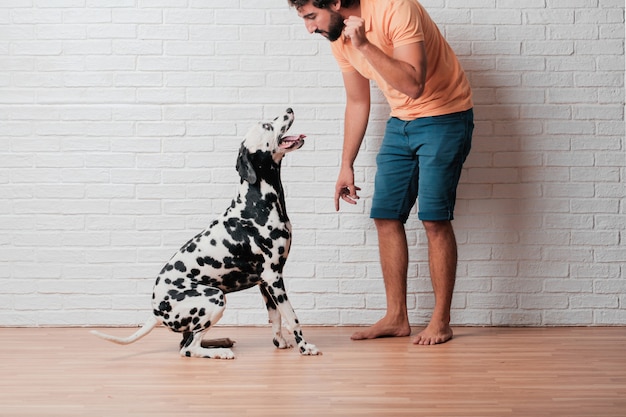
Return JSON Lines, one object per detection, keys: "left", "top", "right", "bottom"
{"left": 90, "top": 316, "right": 159, "bottom": 345}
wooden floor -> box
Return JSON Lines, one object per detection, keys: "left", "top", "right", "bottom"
{"left": 1, "top": 326, "right": 625, "bottom": 417}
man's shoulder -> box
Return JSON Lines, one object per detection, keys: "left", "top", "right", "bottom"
{"left": 367, "top": 0, "right": 425, "bottom": 23}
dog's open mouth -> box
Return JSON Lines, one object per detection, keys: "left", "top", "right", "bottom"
{"left": 279, "top": 134, "right": 306, "bottom": 150}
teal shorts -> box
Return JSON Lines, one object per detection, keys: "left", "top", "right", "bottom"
{"left": 371, "top": 109, "right": 474, "bottom": 223}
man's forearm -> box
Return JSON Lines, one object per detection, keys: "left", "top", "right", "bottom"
{"left": 357, "top": 42, "right": 425, "bottom": 100}
{"left": 342, "top": 98, "right": 370, "bottom": 168}
{"left": 343, "top": 16, "right": 426, "bottom": 100}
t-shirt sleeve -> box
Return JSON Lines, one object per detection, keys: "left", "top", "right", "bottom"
{"left": 386, "top": 0, "right": 425, "bottom": 47}
{"left": 331, "top": 41, "right": 355, "bottom": 73}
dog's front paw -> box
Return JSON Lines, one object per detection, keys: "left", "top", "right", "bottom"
{"left": 299, "top": 343, "right": 321, "bottom": 356}
{"left": 273, "top": 336, "right": 293, "bottom": 349}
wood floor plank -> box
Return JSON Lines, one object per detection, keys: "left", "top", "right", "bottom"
{"left": 0, "top": 326, "right": 624, "bottom": 416}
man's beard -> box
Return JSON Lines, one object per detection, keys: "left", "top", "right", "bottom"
{"left": 315, "top": 10, "right": 345, "bottom": 42}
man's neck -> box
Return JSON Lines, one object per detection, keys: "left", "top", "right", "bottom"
{"left": 338, "top": 3, "right": 361, "bottom": 19}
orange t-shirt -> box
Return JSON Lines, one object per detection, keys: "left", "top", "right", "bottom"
{"left": 331, "top": 0, "right": 473, "bottom": 120}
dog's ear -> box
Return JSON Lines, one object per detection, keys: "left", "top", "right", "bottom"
{"left": 236, "top": 144, "right": 257, "bottom": 184}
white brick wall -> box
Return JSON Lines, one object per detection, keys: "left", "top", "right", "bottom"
{"left": 1, "top": 0, "right": 624, "bottom": 327}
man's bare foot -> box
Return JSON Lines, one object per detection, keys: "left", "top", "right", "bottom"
{"left": 351, "top": 317, "right": 411, "bottom": 340}
{"left": 412, "top": 322, "right": 453, "bottom": 345}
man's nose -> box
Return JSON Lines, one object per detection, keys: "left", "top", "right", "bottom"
{"left": 304, "top": 20, "right": 317, "bottom": 34}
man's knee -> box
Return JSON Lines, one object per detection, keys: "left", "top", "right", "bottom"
{"left": 374, "top": 218, "right": 403, "bottom": 232}
{"left": 422, "top": 220, "right": 454, "bottom": 238}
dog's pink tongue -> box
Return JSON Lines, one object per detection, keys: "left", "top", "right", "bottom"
{"left": 280, "top": 134, "right": 306, "bottom": 148}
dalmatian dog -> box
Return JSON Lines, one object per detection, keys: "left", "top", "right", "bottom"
{"left": 92, "top": 108, "right": 320, "bottom": 359}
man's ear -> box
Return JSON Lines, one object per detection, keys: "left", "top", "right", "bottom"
{"left": 236, "top": 144, "right": 257, "bottom": 184}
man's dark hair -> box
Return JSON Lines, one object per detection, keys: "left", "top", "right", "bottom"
{"left": 287, "top": 0, "right": 359, "bottom": 10}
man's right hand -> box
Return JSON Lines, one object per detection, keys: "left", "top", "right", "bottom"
{"left": 334, "top": 167, "right": 361, "bottom": 211}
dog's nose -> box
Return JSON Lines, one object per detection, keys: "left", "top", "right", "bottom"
{"left": 286, "top": 108, "right": 293, "bottom": 114}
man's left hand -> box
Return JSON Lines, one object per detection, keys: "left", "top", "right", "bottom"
{"left": 343, "top": 16, "right": 368, "bottom": 48}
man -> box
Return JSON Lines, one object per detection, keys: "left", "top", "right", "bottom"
{"left": 288, "top": 0, "right": 473, "bottom": 345}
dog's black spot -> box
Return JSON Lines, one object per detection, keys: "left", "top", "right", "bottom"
{"left": 180, "top": 332, "right": 193, "bottom": 348}
{"left": 158, "top": 300, "right": 172, "bottom": 313}
{"left": 219, "top": 270, "right": 261, "bottom": 293}
{"left": 187, "top": 268, "right": 201, "bottom": 279}
{"left": 200, "top": 256, "right": 222, "bottom": 268}
{"left": 208, "top": 296, "right": 222, "bottom": 306}
{"left": 168, "top": 288, "right": 201, "bottom": 302}
{"left": 181, "top": 234, "right": 202, "bottom": 253}
{"left": 203, "top": 287, "right": 221, "bottom": 298}
{"left": 160, "top": 263, "right": 174, "bottom": 274}
{"left": 271, "top": 256, "right": 287, "bottom": 272}
{"left": 200, "top": 275, "right": 221, "bottom": 288}
{"left": 260, "top": 285, "right": 278, "bottom": 310}
{"left": 174, "top": 261, "right": 186, "bottom": 272}
{"left": 270, "top": 227, "right": 289, "bottom": 240}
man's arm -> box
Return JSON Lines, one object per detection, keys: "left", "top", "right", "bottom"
{"left": 343, "top": 16, "right": 427, "bottom": 99}
{"left": 335, "top": 69, "right": 371, "bottom": 211}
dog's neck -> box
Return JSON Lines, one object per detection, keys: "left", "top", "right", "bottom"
{"left": 237, "top": 159, "right": 289, "bottom": 225}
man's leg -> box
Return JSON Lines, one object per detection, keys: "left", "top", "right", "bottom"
{"left": 413, "top": 220, "right": 456, "bottom": 345}
{"left": 351, "top": 218, "right": 412, "bottom": 340}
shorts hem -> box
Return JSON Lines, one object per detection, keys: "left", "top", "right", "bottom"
{"left": 370, "top": 208, "right": 409, "bottom": 223}
{"left": 418, "top": 211, "right": 455, "bottom": 221}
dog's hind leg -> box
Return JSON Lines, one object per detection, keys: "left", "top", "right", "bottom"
{"left": 260, "top": 284, "right": 293, "bottom": 349}
{"left": 163, "top": 287, "right": 234, "bottom": 359}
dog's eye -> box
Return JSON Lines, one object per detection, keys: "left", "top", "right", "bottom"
{"left": 262, "top": 123, "right": 273, "bottom": 131}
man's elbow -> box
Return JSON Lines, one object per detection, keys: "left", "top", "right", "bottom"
{"left": 406, "top": 83, "right": 424, "bottom": 100}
